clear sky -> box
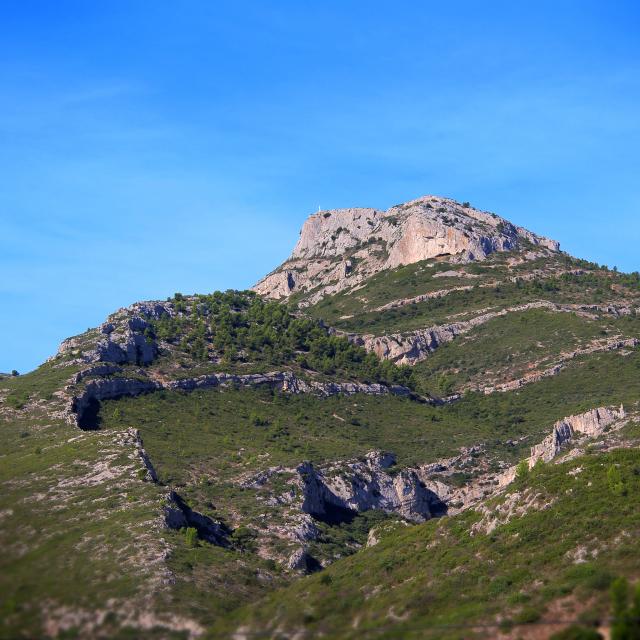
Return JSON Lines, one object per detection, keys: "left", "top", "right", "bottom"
{"left": 1, "top": 1, "right": 639, "bottom": 373}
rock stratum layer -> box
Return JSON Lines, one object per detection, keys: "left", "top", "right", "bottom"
{"left": 253, "top": 195, "right": 559, "bottom": 304}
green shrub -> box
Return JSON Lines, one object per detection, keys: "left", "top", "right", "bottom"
{"left": 249, "top": 412, "right": 269, "bottom": 427}
{"left": 513, "top": 604, "right": 541, "bottom": 624}
{"left": 607, "top": 465, "right": 626, "bottom": 496}
{"left": 550, "top": 626, "right": 602, "bottom": 640}
{"left": 231, "top": 526, "right": 257, "bottom": 552}
{"left": 610, "top": 577, "right": 640, "bottom": 640}
{"left": 184, "top": 527, "right": 198, "bottom": 548}
{"left": 515, "top": 459, "right": 530, "bottom": 480}
{"left": 148, "top": 290, "right": 415, "bottom": 389}
{"left": 5, "top": 391, "right": 29, "bottom": 410}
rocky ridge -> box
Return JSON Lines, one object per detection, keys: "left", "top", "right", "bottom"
{"left": 253, "top": 195, "right": 559, "bottom": 305}
{"left": 424, "top": 405, "right": 629, "bottom": 514}
{"left": 63, "top": 369, "right": 422, "bottom": 430}
{"left": 528, "top": 405, "right": 626, "bottom": 465}
{"left": 237, "top": 450, "right": 448, "bottom": 572}
{"left": 7, "top": 193, "right": 640, "bottom": 639}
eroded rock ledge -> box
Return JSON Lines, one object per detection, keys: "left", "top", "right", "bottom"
{"left": 481, "top": 338, "right": 639, "bottom": 394}
{"left": 343, "top": 301, "right": 561, "bottom": 365}
{"left": 65, "top": 370, "right": 423, "bottom": 430}
{"left": 342, "top": 301, "right": 639, "bottom": 367}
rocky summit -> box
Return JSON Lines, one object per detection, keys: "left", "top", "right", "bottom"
{"left": 254, "top": 195, "right": 559, "bottom": 305}
{"left": 2, "top": 195, "right": 640, "bottom": 640}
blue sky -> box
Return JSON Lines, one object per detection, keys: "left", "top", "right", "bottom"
{"left": 1, "top": 1, "right": 639, "bottom": 373}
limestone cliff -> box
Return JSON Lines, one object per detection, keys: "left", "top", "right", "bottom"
{"left": 253, "top": 195, "right": 559, "bottom": 305}
{"left": 296, "top": 451, "right": 446, "bottom": 524}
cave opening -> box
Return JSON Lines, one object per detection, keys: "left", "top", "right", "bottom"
{"left": 311, "top": 501, "right": 358, "bottom": 526}
{"left": 77, "top": 397, "right": 102, "bottom": 430}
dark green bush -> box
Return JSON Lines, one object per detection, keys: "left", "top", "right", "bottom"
{"left": 550, "top": 626, "right": 603, "bottom": 640}
{"left": 184, "top": 527, "right": 198, "bottom": 548}
{"left": 148, "top": 291, "right": 415, "bottom": 388}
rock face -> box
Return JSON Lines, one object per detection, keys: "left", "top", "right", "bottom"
{"left": 131, "top": 428, "right": 159, "bottom": 483}
{"left": 253, "top": 196, "right": 559, "bottom": 304}
{"left": 286, "top": 547, "right": 320, "bottom": 573}
{"left": 57, "top": 314, "right": 163, "bottom": 366}
{"left": 296, "top": 451, "right": 446, "bottom": 523}
{"left": 163, "top": 491, "right": 228, "bottom": 546}
{"left": 529, "top": 405, "right": 626, "bottom": 464}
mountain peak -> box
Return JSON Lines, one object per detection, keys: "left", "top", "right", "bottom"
{"left": 253, "top": 196, "right": 560, "bottom": 304}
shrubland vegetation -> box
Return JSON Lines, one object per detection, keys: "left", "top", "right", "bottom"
{"left": 99, "top": 345, "right": 640, "bottom": 483}
{"left": 213, "top": 448, "right": 640, "bottom": 639}
{"left": 148, "top": 291, "right": 415, "bottom": 387}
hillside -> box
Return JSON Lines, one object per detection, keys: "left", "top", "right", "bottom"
{"left": 1, "top": 195, "right": 640, "bottom": 640}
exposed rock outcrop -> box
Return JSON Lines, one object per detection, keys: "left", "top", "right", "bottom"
{"left": 528, "top": 405, "right": 626, "bottom": 465}
{"left": 163, "top": 491, "right": 228, "bottom": 546}
{"left": 114, "top": 427, "right": 159, "bottom": 483}
{"left": 57, "top": 315, "right": 161, "bottom": 367}
{"left": 253, "top": 196, "right": 559, "bottom": 305}
{"left": 413, "top": 406, "right": 626, "bottom": 515}
{"left": 131, "top": 428, "right": 159, "bottom": 482}
{"left": 286, "top": 547, "right": 320, "bottom": 573}
{"left": 296, "top": 451, "right": 446, "bottom": 523}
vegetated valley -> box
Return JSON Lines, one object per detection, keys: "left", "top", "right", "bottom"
{"left": 2, "top": 195, "right": 640, "bottom": 640}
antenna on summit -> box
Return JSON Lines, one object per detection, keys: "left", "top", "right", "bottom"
{"left": 318, "top": 205, "right": 321, "bottom": 212}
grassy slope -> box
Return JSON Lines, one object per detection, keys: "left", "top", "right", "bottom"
{"left": 302, "top": 251, "right": 640, "bottom": 397}
{"left": 412, "top": 308, "right": 639, "bottom": 395}
{"left": 0, "top": 408, "right": 165, "bottom": 639}
{"left": 92, "top": 346, "right": 640, "bottom": 633}
{"left": 307, "top": 254, "right": 640, "bottom": 335}
{"left": 0, "top": 368, "right": 287, "bottom": 639}
{"left": 217, "top": 446, "right": 640, "bottom": 639}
